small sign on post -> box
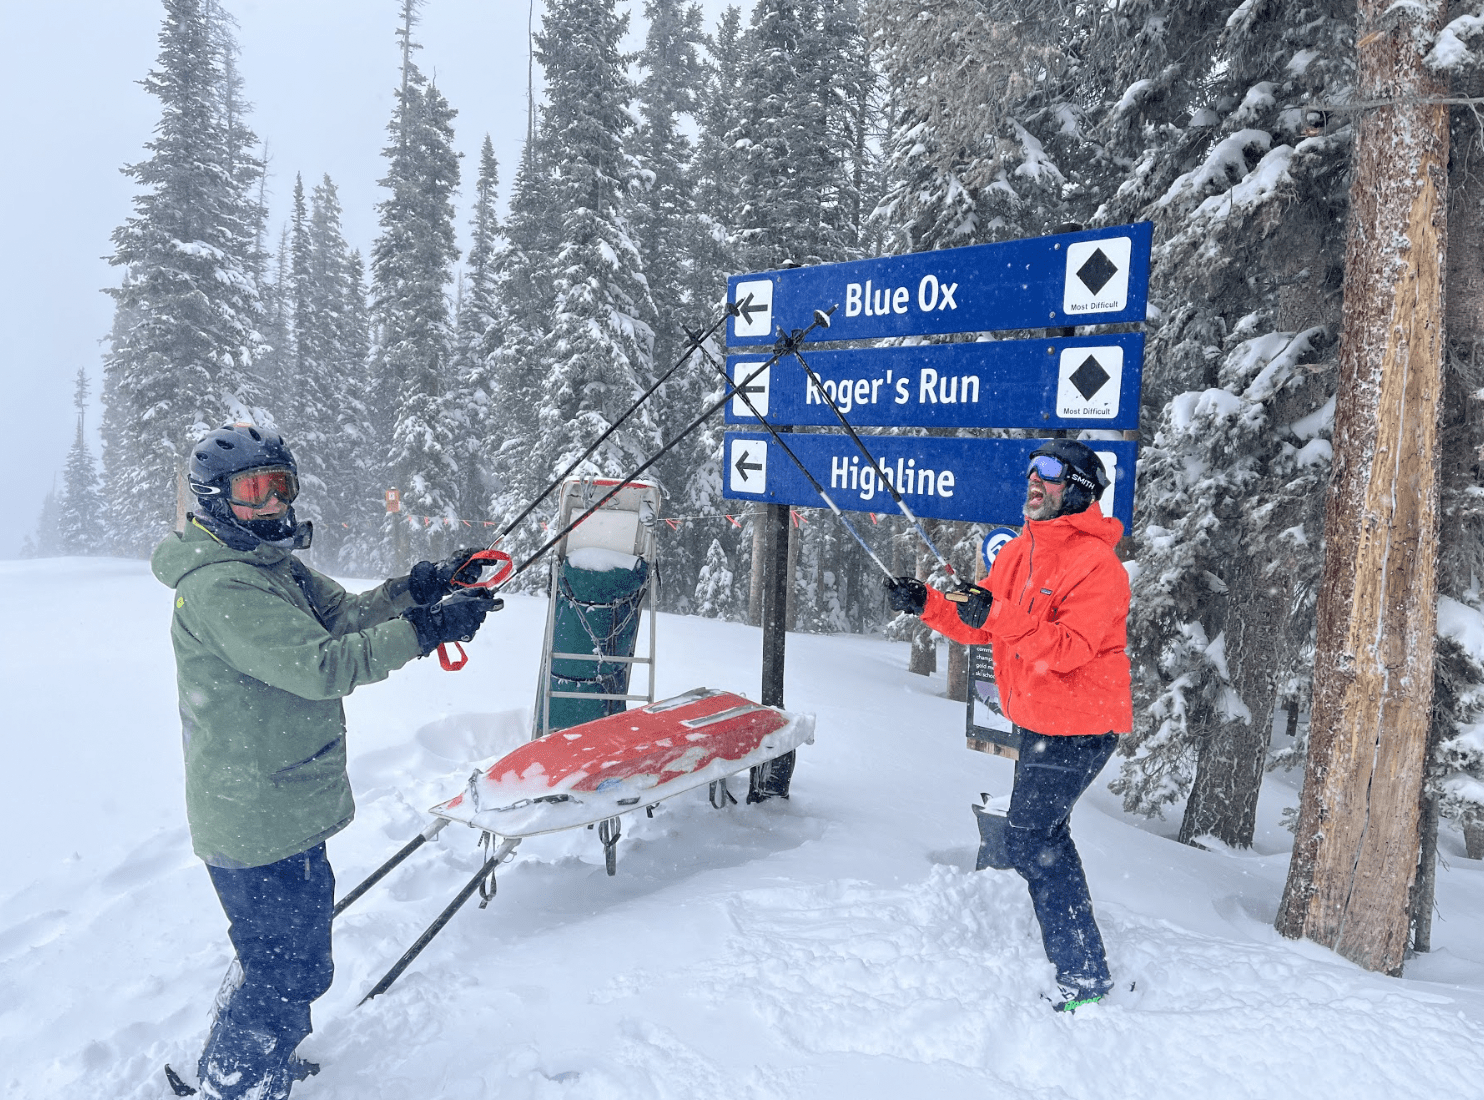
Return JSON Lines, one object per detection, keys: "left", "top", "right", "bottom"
{"left": 385, "top": 489, "right": 402, "bottom": 514}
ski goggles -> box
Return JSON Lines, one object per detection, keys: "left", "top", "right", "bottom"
{"left": 226, "top": 466, "right": 299, "bottom": 508}
{"left": 1026, "top": 454, "right": 1095, "bottom": 490}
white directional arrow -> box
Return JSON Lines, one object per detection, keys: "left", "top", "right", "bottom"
{"left": 728, "top": 439, "right": 768, "bottom": 494}
{"left": 732, "top": 279, "right": 774, "bottom": 338}
{"left": 730, "top": 361, "right": 770, "bottom": 419}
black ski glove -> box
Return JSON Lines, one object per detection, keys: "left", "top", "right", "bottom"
{"left": 403, "top": 592, "right": 502, "bottom": 656}
{"left": 947, "top": 583, "right": 993, "bottom": 629}
{"left": 408, "top": 547, "right": 486, "bottom": 605}
{"left": 884, "top": 576, "right": 927, "bottom": 615}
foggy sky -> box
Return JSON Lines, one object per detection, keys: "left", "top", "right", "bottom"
{"left": 1, "top": 0, "right": 742, "bottom": 558}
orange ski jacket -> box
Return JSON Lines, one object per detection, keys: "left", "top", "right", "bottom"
{"left": 920, "top": 503, "right": 1132, "bottom": 737}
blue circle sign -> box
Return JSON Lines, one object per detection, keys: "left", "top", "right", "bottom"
{"left": 982, "top": 527, "right": 1019, "bottom": 574}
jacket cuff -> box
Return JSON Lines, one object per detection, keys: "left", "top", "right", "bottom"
{"left": 921, "top": 586, "right": 992, "bottom": 645}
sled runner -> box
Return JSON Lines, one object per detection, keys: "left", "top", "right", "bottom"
{"left": 344, "top": 688, "right": 814, "bottom": 1003}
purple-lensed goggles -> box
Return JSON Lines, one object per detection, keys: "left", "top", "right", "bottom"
{"left": 1027, "top": 454, "right": 1069, "bottom": 483}
{"left": 1027, "top": 454, "right": 1096, "bottom": 490}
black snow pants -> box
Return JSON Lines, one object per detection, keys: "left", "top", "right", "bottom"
{"left": 1005, "top": 728, "right": 1118, "bottom": 994}
{"left": 198, "top": 843, "right": 335, "bottom": 1097}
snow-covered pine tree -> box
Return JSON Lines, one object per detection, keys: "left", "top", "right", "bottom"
{"left": 99, "top": 0, "right": 266, "bottom": 555}
{"left": 1100, "top": 3, "right": 1353, "bottom": 848}
{"left": 452, "top": 135, "right": 504, "bottom": 528}
{"left": 57, "top": 369, "right": 105, "bottom": 554}
{"left": 22, "top": 489, "right": 64, "bottom": 559}
{"left": 528, "top": 0, "right": 658, "bottom": 498}
{"left": 693, "top": 536, "right": 737, "bottom": 618}
{"left": 483, "top": 139, "right": 559, "bottom": 572}
{"left": 634, "top": 0, "right": 716, "bottom": 610}
{"left": 252, "top": 225, "right": 293, "bottom": 419}
{"left": 368, "top": 0, "right": 463, "bottom": 569}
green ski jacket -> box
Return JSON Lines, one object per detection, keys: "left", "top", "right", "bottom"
{"left": 152, "top": 519, "right": 424, "bottom": 868}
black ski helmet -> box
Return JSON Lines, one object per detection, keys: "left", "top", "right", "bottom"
{"left": 188, "top": 424, "right": 308, "bottom": 546}
{"left": 189, "top": 424, "right": 297, "bottom": 499}
{"left": 1028, "top": 438, "right": 1109, "bottom": 516}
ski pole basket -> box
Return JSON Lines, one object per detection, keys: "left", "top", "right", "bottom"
{"left": 533, "top": 477, "right": 661, "bottom": 738}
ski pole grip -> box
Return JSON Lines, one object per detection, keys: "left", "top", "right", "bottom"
{"left": 452, "top": 549, "right": 514, "bottom": 590}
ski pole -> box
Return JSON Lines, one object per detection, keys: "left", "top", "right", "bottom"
{"left": 332, "top": 818, "right": 449, "bottom": 919}
{"left": 782, "top": 331, "right": 959, "bottom": 578}
{"left": 481, "top": 308, "right": 731, "bottom": 556}
{"left": 503, "top": 308, "right": 839, "bottom": 585}
{"left": 684, "top": 326, "right": 896, "bottom": 580}
{"left": 359, "top": 835, "right": 521, "bottom": 1005}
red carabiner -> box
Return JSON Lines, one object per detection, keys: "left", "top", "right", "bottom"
{"left": 437, "top": 641, "right": 469, "bottom": 672}
{"left": 451, "top": 549, "right": 514, "bottom": 590}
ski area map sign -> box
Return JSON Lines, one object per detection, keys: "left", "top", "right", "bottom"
{"left": 727, "top": 223, "right": 1152, "bottom": 345}
{"left": 724, "top": 333, "right": 1143, "bottom": 431}
{"left": 723, "top": 433, "right": 1137, "bottom": 531}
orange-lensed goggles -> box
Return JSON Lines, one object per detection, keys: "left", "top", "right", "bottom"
{"left": 227, "top": 467, "right": 299, "bottom": 508}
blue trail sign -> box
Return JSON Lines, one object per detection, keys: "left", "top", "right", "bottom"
{"left": 724, "top": 333, "right": 1144, "bottom": 431}
{"left": 722, "top": 432, "right": 1137, "bottom": 530}
{"left": 727, "top": 223, "right": 1152, "bottom": 346}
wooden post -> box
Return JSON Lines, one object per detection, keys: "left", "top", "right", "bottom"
{"left": 748, "top": 510, "right": 767, "bottom": 626}
{"left": 1275, "top": 1, "right": 1448, "bottom": 974}
{"left": 760, "top": 502, "right": 790, "bottom": 708}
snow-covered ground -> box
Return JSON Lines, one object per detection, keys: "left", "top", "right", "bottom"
{"left": 5, "top": 557, "right": 1484, "bottom": 1099}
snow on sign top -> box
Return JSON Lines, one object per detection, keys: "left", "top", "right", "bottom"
{"left": 726, "top": 222, "right": 1151, "bottom": 346}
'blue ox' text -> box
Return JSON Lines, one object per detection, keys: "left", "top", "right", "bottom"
{"left": 830, "top": 453, "right": 956, "bottom": 503}
{"left": 805, "top": 369, "right": 981, "bottom": 413}
{"left": 844, "top": 275, "right": 959, "bottom": 318}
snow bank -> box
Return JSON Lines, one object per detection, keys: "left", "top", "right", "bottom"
{"left": 5, "top": 559, "right": 1484, "bottom": 1099}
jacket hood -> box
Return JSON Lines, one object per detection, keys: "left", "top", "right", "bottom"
{"left": 151, "top": 516, "right": 293, "bottom": 589}
{"left": 1024, "top": 501, "right": 1124, "bottom": 548}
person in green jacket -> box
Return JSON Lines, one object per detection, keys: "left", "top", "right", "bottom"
{"left": 152, "top": 423, "right": 498, "bottom": 1100}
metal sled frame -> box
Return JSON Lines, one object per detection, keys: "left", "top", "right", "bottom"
{"left": 533, "top": 477, "right": 662, "bottom": 739}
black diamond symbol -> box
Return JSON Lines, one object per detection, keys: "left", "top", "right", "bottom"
{"left": 1076, "top": 248, "right": 1118, "bottom": 295}
{"left": 1069, "top": 355, "right": 1110, "bottom": 400}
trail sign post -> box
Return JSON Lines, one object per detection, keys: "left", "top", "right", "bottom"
{"left": 721, "top": 224, "right": 1152, "bottom": 786}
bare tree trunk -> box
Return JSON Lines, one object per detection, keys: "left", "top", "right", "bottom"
{"left": 748, "top": 512, "right": 766, "bottom": 626}
{"left": 1465, "top": 818, "right": 1484, "bottom": 859}
{"left": 785, "top": 515, "right": 800, "bottom": 631}
{"left": 908, "top": 540, "right": 937, "bottom": 676}
{"left": 947, "top": 642, "right": 968, "bottom": 701}
{"left": 1275, "top": 2, "right": 1448, "bottom": 974}
{"left": 175, "top": 466, "right": 192, "bottom": 533}
{"left": 1411, "top": 790, "right": 1440, "bottom": 953}
{"left": 1179, "top": 573, "right": 1283, "bottom": 848}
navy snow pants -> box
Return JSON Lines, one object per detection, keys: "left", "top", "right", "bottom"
{"left": 1005, "top": 729, "right": 1118, "bottom": 994}
{"left": 199, "top": 844, "right": 335, "bottom": 1097}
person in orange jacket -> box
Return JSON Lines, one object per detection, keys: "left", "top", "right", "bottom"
{"left": 885, "top": 439, "right": 1129, "bottom": 1012}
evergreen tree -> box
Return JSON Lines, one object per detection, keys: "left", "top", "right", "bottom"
{"left": 454, "top": 136, "right": 505, "bottom": 524}
{"left": 368, "top": 0, "right": 463, "bottom": 568}
{"left": 1102, "top": 3, "right": 1353, "bottom": 847}
{"left": 57, "top": 369, "right": 105, "bottom": 554}
{"left": 484, "top": 139, "right": 556, "bottom": 568}
{"left": 693, "top": 537, "right": 737, "bottom": 618}
{"left": 99, "top": 0, "right": 266, "bottom": 555}
{"left": 22, "top": 489, "right": 64, "bottom": 560}
{"left": 636, "top": 0, "right": 714, "bottom": 609}
{"left": 528, "top": 0, "right": 658, "bottom": 498}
